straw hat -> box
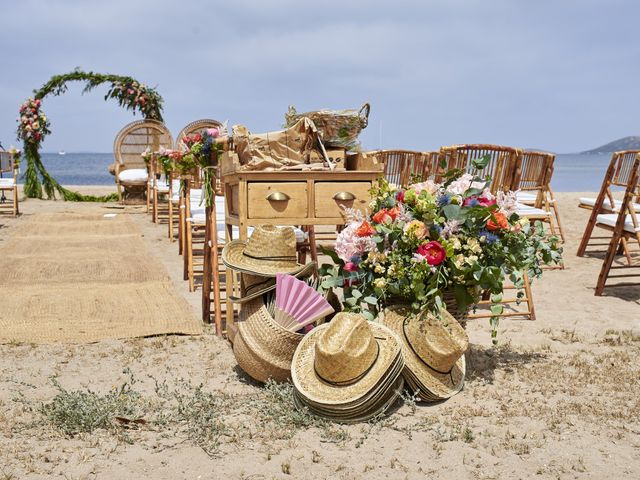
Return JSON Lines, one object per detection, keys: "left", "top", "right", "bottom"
{"left": 383, "top": 305, "right": 468, "bottom": 401}
{"left": 291, "top": 312, "right": 404, "bottom": 422}
{"left": 228, "top": 262, "right": 317, "bottom": 304}
{"left": 233, "top": 298, "right": 304, "bottom": 383}
{"left": 222, "top": 224, "right": 306, "bottom": 276}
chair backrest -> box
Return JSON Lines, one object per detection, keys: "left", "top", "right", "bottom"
{"left": 517, "top": 151, "right": 555, "bottom": 191}
{"left": 440, "top": 144, "right": 523, "bottom": 192}
{"left": 113, "top": 119, "right": 173, "bottom": 170}
{"left": 175, "top": 119, "right": 223, "bottom": 151}
{"left": 610, "top": 150, "right": 640, "bottom": 188}
{"left": 0, "top": 151, "right": 14, "bottom": 175}
{"left": 378, "top": 150, "right": 428, "bottom": 187}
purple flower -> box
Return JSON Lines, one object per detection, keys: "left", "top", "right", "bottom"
{"left": 437, "top": 194, "right": 451, "bottom": 207}
{"left": 479, "top": 229, "right": 499, "bottom": 244}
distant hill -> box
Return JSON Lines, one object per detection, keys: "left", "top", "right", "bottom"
{"left": 581, "top": 136, "right": 640, "bottom": 154}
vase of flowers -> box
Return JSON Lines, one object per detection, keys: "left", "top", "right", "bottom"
{"left": 319, "top": 163, "right": 562, "bottom": 341}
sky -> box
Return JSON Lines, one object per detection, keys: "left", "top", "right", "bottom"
{"left": 1, "top": 0, "right": 639, "bottom": 154}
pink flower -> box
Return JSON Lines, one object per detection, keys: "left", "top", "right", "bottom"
{"left": 206, "top": 128, "right": 220, "bottom": 138}
{"left": 334, "top": 222, "right": 377, "bottom": 263}
{"left": 478, "top": 196, "right": 497, "bottom": 207}
{"left": 344, "top": 262, "right": 358, "bottom": 272}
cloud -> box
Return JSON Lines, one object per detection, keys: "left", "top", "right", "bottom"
{"left": 1, "top": 0, "right": 639, "bottom": 152}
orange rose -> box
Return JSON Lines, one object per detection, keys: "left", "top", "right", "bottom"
{"left": 387, "top": 206, "right": 401, "bottom": 221}
{"left": 372, "top": 209, "right": 391, "bottom": 224}
{"left": 355, "top": 221, "right": 375, "bottom": 237}
{"left": 487, "top": 212, "right": 508, "bottom": 231}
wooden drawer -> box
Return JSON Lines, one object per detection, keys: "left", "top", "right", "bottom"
{"left": 314, "top": 181, "right": 371, "bottom": 218}
{"left": 247, "top": 182, "right": 308, "bottom": 219}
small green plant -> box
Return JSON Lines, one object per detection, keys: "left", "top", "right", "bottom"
{"left": 40, "top": 374, "right": 144, "bottom": 436}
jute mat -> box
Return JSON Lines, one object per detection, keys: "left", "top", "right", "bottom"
{"left": 0, "top": 212, "right": 203, "bottom": 343}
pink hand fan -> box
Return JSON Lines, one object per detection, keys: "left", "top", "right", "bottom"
{"left": 275, "top": 274, "right": 334, "bottom": 332}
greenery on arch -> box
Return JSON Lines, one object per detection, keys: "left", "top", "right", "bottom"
{"left": 17, "top": 69, "right": 164, "bottom": 201}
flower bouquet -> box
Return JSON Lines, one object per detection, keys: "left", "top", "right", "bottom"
{"left": 178, "top": 128, "right": 225, "bottom": 207}
{"left": 319, "top": 161, "right": 562, "bottom": 341}
{"left": 17, "top": 98, "right": 50, "bottom": 145}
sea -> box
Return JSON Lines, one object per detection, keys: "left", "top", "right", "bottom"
{"left": 14, "top": 152, "right": 611, "bottom": 192}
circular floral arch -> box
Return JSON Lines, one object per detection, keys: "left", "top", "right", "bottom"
{"left": 17, "top": 69, "right": 164, "bottom": 201}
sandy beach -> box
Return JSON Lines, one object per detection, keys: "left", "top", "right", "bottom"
{"left": 0, "top": 188, "right": 638, "bottom": 479}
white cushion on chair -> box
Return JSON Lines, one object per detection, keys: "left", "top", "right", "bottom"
{"left": 118, "top": 168, "right": 148, "bottom": 183}
{"left": 515, "top": 203, "right": 551, "bottom": 218}
{"left": 0, "top": 178, "right": 16, "bottom": 186}
{"left": 596, "top": 213, "right": 640, "bottom": 233}
{"left": 516, "top": 192, "right": 538, "bottom": 202}
{"left": 579, "top": 197, "right": 640, "bottom": 212}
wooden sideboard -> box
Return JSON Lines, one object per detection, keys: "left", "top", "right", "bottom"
{"left": 221, "top": 170, "right": 381, "bottom": 337}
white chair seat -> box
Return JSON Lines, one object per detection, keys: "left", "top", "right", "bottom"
{"left": 118, "top": 168, "right": 148, "bottom": 184}
{"left": 0, "top": 178, "right": 16, "bottom": 187}
{"left": 515, "top": 203, "right": 551, "bottom": 218}
{"left": 516, "top": 192, "right": 538, "bottom": 202}
{"left": 156, "top": 184, "right": 170, "bottom": 193}
{"left": 579, "top": 197, "right": 640, "bottom": 212}
{"left": 596, "top": 213, "right": 640, "bottom": 233}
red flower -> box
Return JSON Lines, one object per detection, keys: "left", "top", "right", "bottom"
{"left": 355, "top": 221, "right": 375, "bottom": 237}
{"left": 417, "top": 241, "right": 446, "bottom": 266}
{"left": 487, "top": 212, "right": 508, "bottom": 231}
{"left": 387, "top": 206, "right": 401, "bottom": 221}
{"left": 372, "top": 208, "right": 391, "bottom": 224}
{"left": 396, "top": 191, "right": 405, "bottom": 203}
{"left": 194, "top": 133, "right": 202, "bottom": 142}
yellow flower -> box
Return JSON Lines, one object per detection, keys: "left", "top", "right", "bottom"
{"left": 374, "top": 264, "right": 385, "bottom": 274}
{"left": 373, "top": 278, "right": 386, "bottom": 289}
{"left": 454, "top": 254, "right": 465, "bottom": 269}
{"left": 403, "top": 220, "right": 427, "bottom": 240}
{"left": 466, "top": 237, "right": 482, "bottom": 254}
{"left": 451, "top": 237, "right": 462, "bottom": 250}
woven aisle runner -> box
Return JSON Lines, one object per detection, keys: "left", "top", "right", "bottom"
{"left": 0, "top": 212, "right": 203, "bottom": 343}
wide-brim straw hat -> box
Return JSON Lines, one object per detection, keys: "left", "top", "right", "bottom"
{"left": 383, "top": 305, "right": 467, "bottom": 401}
{"left": 233, "top": 298, "right": 304, "bottom": 383}
{"left": 228, "top": 262, "right": 316, "bottom": 304}
{"left": 222, "top": 224, "right": 306, "bottom": 276}
{"left": 291, "top": 315, "right": 403, "bottom": 408}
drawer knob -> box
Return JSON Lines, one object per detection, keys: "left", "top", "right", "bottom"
{"left": 266, "top": 191, "right": 290, "bottom": 202}
{"left": 333, "top": 191, "right": 356, "bottom": 201}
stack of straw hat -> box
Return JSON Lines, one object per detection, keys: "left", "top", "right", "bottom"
{"left": 383, "top": 305, "right": 468, "bottom": 402}
{"left": 222, "top": 224, "right": 316, "bottom": 383}
{"left": 291, "top": 312, "right": 404, "bottom": 423}
{"left": 232, "top": 297, "right": 304, "bottom": 383}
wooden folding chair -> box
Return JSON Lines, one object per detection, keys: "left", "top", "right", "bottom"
{"left": 170, "top": 119, "right": 224, "bottom": 242}
{"left": 439, "top": 144, "right": 541, "bottom": 320}
{"left": 515, "top": 151, "right": 566, "bottom": 243}
{"left": 594, "top": 154, "right": 640, "bottom": 295}
{"left": 113, "top": 120, "right": 173, "bottom": 204}
{"left": 0, "top": 150, "right": 19, "bottom": 217}
{"left": 577, "top": 150, "right": 640, "bottom": 259}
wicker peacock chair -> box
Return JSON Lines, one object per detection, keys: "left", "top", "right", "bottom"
{"left": 113, "top": 119, "right": 173, "bottom": 203}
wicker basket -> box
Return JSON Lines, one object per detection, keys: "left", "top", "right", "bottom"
{"left": 285, "top": 103, "right": 370, "bottom": 151}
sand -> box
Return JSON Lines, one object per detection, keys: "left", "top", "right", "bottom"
{"left": 0, "top": 187, "right": 638, "bottom": 479}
